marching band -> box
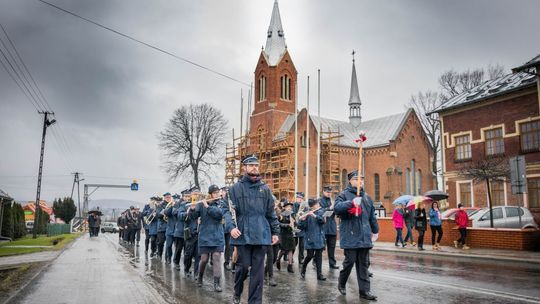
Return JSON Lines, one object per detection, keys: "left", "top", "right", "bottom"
{"left": 115, "top": 155, "right": 379, "bottom": 303}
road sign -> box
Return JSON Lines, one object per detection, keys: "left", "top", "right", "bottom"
{"left": 131, "top": 180, "right": 139, "bottom": 191}
{"left": 510, "top": 156, "right": 527, "bottom": 194}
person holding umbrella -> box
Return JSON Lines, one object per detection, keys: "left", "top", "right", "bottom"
{"left": 392, "top": 204, "right": 405, "bottom": 247}
{"left": 403, "top": 203, "right": 416, "bottom": 247}
{"left": 429, "top": 201, "right": 443, "bottom": 251}
{"left": 415, "top": 201, "right": 428, "bottom": 251}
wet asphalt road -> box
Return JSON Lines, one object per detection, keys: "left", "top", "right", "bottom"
{"left": 101, "top": 233, "right": 540, "bottom": 304}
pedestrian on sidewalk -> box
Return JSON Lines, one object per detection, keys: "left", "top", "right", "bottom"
{"left": 415, "top": 202, "right": 427, "bottom": 251}
{"left": 87, "top": 213, "right": 96, "bottom": 237}
{"left": 334, "top": 170, "right": 379, "bottom": 302}
{"left": 298, "top": 198, "right": 326, "bottom": 281}
{"left": 454, "top": 204, "right": 470, "bottom": 250}
{"left": 403, "top": 205, "right": 416, "bottom": 246}
{"left": 429, "top": 201, "right": 443, "bottom": 251}
{"left": 229, "top": 155, "right": 280, "bottom": 304}
{"left": 392, "top": 204, "right": 405, "bottom": 248}
{"left": 276, "top": 199, "right": 296, "bottom": 274}
{"left": 190, "top": 184, "right": 234, "bottom": 292}
{"left": 319, "top": 185, "right": 339, "bottom": 269}
{"left": 133, "top": 207, "right": 142, "bottom": 246}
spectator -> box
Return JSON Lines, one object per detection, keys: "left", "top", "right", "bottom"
{"left": 403, "top": 205, "right": 416, "bottom": 247}
{"left": 392, "top": 205, "right": 405, "bottom": 247}
{"left": 429, "top": 202, "right": 443, "bottom": 251}
{"left": 454, "top": 204, "right": 470, "bottom": 250}
{"left": 415, "top": 202, "right": 427, "bottom": 251}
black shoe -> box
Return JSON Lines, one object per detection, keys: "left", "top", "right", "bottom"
{"left": 317, "top": 274, "right": 327, "bottom": 281}
{"left": 197, "top": 274, "right": 203, "bottom": 287}
{"left": 224, "top": 262, "right": 231, "bottom": 271}
{"left": 184, "top": 271, "right": 191, "bottom": 278}
{"left": 395, "top": 242, "right": 399, "bottom": 247}
{"left": 276, "top": 260, "right": 281, "bottom": 271}
{"left": 268, "top": 277, "right": 277, "bottom": 287}
{"left": 175, "top": 264, "right": 181, "bottom": 271}
{"left": 338, "top": 285, "right": 347, "bottom": 295}
{"left": 330, "top": 264, "right": 340, "bottom": 269}
{"left": 287, "top": 264, "right": 294, "bottom": 273}
{"left": 368, "top": 271, "right": 374, "bottom": 277}
{"left": 360, "top": 291, "right": 378, "bottom": 301}
{"left": 231, "top": 263, "right": 236, "bottom": 274}
{"left": 299, "top": 258, "right": 304, "bottom": 265}
{"left": 300, "top": 271, "right": 305, "bottom": 279}
{"left": 233, "top": 295, "right": 241, "bottom": 304}
{"left": 419, "top": 247, "right": 425, "bottom": 251}
{"left": 213, "top": 277, "right": 222, "bottom": 292}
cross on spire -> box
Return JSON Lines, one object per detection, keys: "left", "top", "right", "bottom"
{"left": 352, "top": 49, "right": 356, "bottom": 63}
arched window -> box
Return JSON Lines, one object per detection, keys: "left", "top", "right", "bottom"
{"left": 280, "top": 74, "right": 290, "bottom": 100}
{"left": 374, "top": 173, "right": 380, "bottom": 201}
{"left": 416, "top": 169, "right": 422, "bottom": 195}
{"left": 342, "top": 169, "right": 348, "bottom": 189}
{"left": 259, "top": 76, "right": 266, "bottom": 101}
{"left": 411, "top": 159, "right": 416, "bottom": 195}
{"left": 405, "top": 168, "right": 411, "bottom": 194}
{"left": 301, "top": 130, "right": 307, "bottom": 147}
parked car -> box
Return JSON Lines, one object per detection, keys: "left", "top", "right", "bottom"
{"left": 441, "top": 207, "right": 480, "bottom": 220}
{"left": 470, "top": 206, "right": 538, "bottom": 229}
{"left": 25, "top": 221, "right": 34, "bottom": 233}
{"left": 101, "top": 222, "right": 119, "bottom": 233}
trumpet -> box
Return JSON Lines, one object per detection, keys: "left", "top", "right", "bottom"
{"left": 143, "top": 200, "right": 158, "bottom": 225}
{"left": 185, "top": 196, "right": 221, "bottom": 207}
{"left": 161, "top": 199, "right": 175, "bottom": 223}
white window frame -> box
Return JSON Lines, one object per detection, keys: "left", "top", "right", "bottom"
{"left": 487, "top": 178, "right": 507, "bottom": 207}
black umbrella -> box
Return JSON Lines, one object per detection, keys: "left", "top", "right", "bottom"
{"left": 88, "top": 210, "right": 103, "bottom": 216}
{"left": 424, "top": 190, "right": 449, "bottom": 201}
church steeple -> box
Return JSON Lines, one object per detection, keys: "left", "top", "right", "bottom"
{"left": 349, "top": 50, "right": 362, "bottom": 127}
{"left": 264, "top": 0, "right": 286, "bottom": 66}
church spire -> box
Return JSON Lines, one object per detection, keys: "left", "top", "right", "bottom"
{"left": 348, "top": 50, "right": 362, "bottom": 127}
{"left": 264, "top": 0, "right": 286, "bottom": 66}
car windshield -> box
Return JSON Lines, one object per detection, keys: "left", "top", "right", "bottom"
{"left": 441, "top": 209, "right": 455, "bottom": 218}
{"left": 467, "top": 209, "right": 480, "bottom": 216}
{"left": 470, "top": 208, "right": 487, "bottom": 220}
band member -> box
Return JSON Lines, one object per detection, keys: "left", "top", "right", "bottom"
{"left": 142, "top": 196, "right": 160, "bottom": 257}
{"left": 293, "top": 192, "right": 308, "bottom": 264}
{"left": 264, "top": 199, "right": 281, "bottom": 287}
{"left": 298, "top": 198, "right": 326, "bottom": 281}
{"left": 156, "top": 193, "right": 170, "bottom": 259}
{"left": 117, "top": 213, "right": 124, "bottom": 241}
{"left": 141, "top": 198, "right": 156, "bottom": 254}
{"left": 334, "top": 170, "right": 379, "bottom": 301}
{"left": 172, "top": 190, "right": 190, "bottom": 271}
{"left": 183, "top": 186, "right": 201, "bottom": 278}
{"left": 276, "top": 199, "right": 295, "bottom": 273}
{"left": 163, "top": 193, "right": 179, "bottom": 264}
{"left": 134, "top": 206, "right": 142, "bottom": 247}
{"left": 190, "top": 184, "right": 234, "bottom": 292}
{"left": 319, "top": 185, "right": 339, "bottom": 269}
{"left": 229, "top": 155, "right": 280, "bottom": 304}
{"left": 126, "top": 206, "right": 137, "bottom": 244}
{"left": 221, "top": 186, "right": 233, "bottom": 271}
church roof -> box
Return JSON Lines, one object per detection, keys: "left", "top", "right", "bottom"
{"left": 349, "top": 60, "right": 362, "bottom": 106}
{"left": 0, "top": 188, "right": 13, "bottom": 200}
{"left": 274, "top": 109, "right": 412, "bottom": 149}
{"left": 263, "top": 0, "right": 287, "bottom": 66}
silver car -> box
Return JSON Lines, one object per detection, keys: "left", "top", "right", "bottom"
{"left": 471, "top": 206, "right": 538, "bottom": 229}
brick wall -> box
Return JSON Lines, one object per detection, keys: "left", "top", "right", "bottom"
{"left": 375, "top": 217, "right": 540, "bottom": 251}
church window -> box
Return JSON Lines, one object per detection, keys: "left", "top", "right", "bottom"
{"left": 259, "top": 76, "right": 266, "bottom": 101}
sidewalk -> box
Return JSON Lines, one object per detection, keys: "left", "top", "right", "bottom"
{"left": 0, "top": 250, "right": 59, "bottom": 270}
{"left": 10, "top": 234, "right": 168, "bottom": 304}
{"left": 371, "top": 241, "right": 540, "bottom": 265}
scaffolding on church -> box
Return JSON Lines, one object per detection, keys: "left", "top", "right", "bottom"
{"left": 321, "top": 129, "right": 343, "bottom": 195}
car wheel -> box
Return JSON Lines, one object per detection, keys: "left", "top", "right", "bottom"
{"left": 101, "top": 229, "right": 105, "bottom": 233}
{"left": 113, "top": 229, "right": 117, "bottom": 233}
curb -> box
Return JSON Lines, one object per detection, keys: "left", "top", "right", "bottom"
{"left": 2, "top": 234, "right": 82, "bottom": 304}
{"left": 371, "top": 246, "right": 540, "bottom": 265}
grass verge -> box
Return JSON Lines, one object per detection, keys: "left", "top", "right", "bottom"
{"left": 0, "top": 233, "right": 82, "bottom": 257}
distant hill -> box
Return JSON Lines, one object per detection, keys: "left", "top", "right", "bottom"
{"left": 88, "top": 198, "right": 144, "bottom": 210}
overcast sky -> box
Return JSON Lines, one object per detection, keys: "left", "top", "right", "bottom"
{"left": 1, "top": 0, "right": 539, "bottom": 205}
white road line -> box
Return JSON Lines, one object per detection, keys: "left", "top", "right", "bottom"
{"left": 376, "top": 272, "right": 540, "bottom": 304}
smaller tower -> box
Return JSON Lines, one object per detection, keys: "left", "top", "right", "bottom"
{"left": 349, "top": 50, "right": 362, "bottom": 127}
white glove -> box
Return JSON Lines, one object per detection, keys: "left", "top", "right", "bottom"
{"left": 371, "top": 233, "right": 379, "bottom": 242}
{"left": 352, "top": 197, "right": 362, "bottom": 206}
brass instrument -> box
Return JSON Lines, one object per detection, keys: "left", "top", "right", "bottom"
{"left": 161, "top": 199, "right": 175, "bottom": 223}
{"left": 143, "top": 200, "right": 158, "bottom": 225}
{"left": 185, "top": 196, "right": 221, "bottom": 207}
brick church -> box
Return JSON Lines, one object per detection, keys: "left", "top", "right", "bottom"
{"left": 226, "top": 1, "right": 434, "bottom": 212}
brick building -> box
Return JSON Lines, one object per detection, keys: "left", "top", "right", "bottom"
{"left": 431, "top": 54, "right": 540, "bottom": 221}
{"left": 225, "top": 1, "right": 434, "bottom": 212}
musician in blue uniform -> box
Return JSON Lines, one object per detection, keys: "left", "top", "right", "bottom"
{"left": 156, "top": 193, "right": 170, "bottom": 259}
{"left": 221, "top": 186, "right": 233, "bottom": 271}
{"left": 298, "top": 198, "right": 326, "bottom": 281}
{"left": 334, "top": 170, "right": 379, "bottom": 301}
{"left": 163, "top": 193, "right": 179, "bottom": 264}
{"left": 141, "top": 196, "right": 160, "bottom": 257}
{"left": 172, "top": 189, "right": 189, "bottom": 271}
{"left": 229, "top": 155, "right": 280, "bottom": 304}
{"left": 293, "top": 192, "right": 308, "bottom": 264}
{"left": 183, "top": 186, "right": 201, "bottom": 278}
{"left": 319, "top": 185, "right": 339, "bottom": 269}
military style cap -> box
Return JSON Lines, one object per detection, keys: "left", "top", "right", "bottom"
{"left": 208, "top": 184, "right": 220, "bottom": 194}
{"left": 348, "top": 170, "right": 363, "bottom": 180}
{"left": 163, "top": 192, "right": 172, "bottom": 197}
{"left": 181, "top": 189, "right": 191, "bottom": 195}
{"left": 190, "top": 186, "right": 201, "bottom": 192}
{"left": 242, "top": 154, "right": 259, "bottom": 165}
{"left": 295, "top": 192, "right": 305, "bottom": 198}
{"left": 323, "top": 185, "right": 333, "bottom": 192}
{"left": 308, "top": 198, "right": 318, "bottom": 207}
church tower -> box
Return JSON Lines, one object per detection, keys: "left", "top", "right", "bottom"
{"left": 348, "top": 51, "right": 362, "bottom": 127}
{"left": 249, "top": 0, "right": 297, "bottom": 150}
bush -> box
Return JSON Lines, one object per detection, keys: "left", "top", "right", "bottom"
{"left": 34, "top": 208, "right": 50, "bottom": 235}
{"left": 1, "top": 202, "right": 13, "bottom": 239}
{"left": 52, "top": 197, "right": 76, "bottom": 224}
{"left": 12, "top": 203, "right": 26, "bottom": 239}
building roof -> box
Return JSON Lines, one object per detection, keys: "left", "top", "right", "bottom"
{"left": 0, "top": 188, "right": 13, "bottom": 200}
{"left": 430, "top": 71, "right": 537, "bottom": 114}
{"left": 274, "top": 109, "right": 412, "bottom": 149}
{"left": 512, "top": 54, "right": 540, "bottom": 73}
{"left": 263, "top": 0, "right": 287, "bottom": 66}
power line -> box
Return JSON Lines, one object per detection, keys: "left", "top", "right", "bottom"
{"left": 37, "top": 0, "right": 251, "bottom": 87}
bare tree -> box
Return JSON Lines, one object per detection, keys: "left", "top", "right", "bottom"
{"left": 459, "top": 157, "right": 510, "bottom": 228}
{"left": 439, "top": 64, "right": 506, "bottom": 101}
{"left": 159, "top": 103, "right": 228, "bottom": 188}
{"left": 408, "top": 90, "right": 443, "bottom": 188}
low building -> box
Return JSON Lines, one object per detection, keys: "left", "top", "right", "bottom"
{"left": 431, "top": 54, "right": 540, "bottom": 222}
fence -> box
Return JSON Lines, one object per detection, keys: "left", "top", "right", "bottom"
{"left": 47, "top": 223, "right": 71, "bottom": 236}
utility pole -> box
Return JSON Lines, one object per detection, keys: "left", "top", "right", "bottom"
{"left": 33, "top": 111, "right": 56, "bottom": 239}
{"left": 71, "top": 172, "right": 83, "bottom": 218}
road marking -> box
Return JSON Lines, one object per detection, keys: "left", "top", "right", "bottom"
{"left": 376, "top": 272, "right": 540, "bottom": 304}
